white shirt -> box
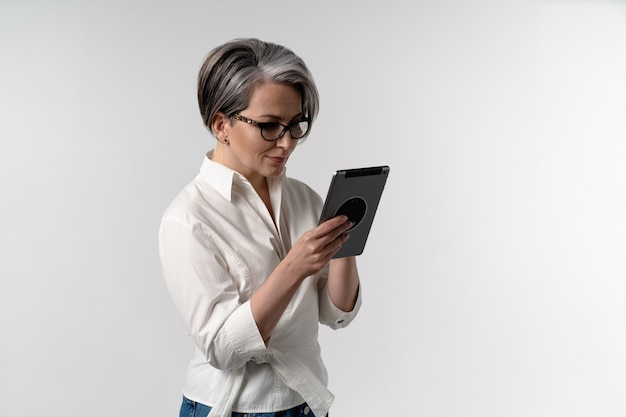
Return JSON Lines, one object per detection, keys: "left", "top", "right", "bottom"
{"left": 158, "top": 152, "right": 361, "bottom": 417}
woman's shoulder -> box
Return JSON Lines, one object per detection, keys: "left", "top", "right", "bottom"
{"left": 161, "top": 174, "right": 227, "bottom": 226}
{"left": 282, "top": 176, "right": 323, "bottom": 216}
{"left": 283, "top": 176, "right": 321, "bottom": 199}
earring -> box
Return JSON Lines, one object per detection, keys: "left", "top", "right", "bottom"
{"left": 223, "top": 136, "right": 229, "bottom": 144}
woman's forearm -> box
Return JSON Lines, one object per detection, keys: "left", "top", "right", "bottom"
{"left": 327, "top": 256, "right": 360, "bottom": 312}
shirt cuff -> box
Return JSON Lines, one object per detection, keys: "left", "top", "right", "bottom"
{"left": 222, "top": 300, "right": 270, "bottom": 363}
{"left": 320, "top": 285, "right": 362, "bottom": 329}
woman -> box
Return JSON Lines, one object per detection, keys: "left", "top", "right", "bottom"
{"left": 158, "top": 38, "right": 361, "bottom": 417}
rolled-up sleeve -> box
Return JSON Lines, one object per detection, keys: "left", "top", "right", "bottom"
{"left": 159, "top": 217, "right": 268, "bottom": 370}
{"left": 318, "top": 276, "right": 362, "bottom": 329}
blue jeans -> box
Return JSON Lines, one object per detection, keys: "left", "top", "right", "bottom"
{"left": 179, "top": 396, "right": 327, "bottom": 417}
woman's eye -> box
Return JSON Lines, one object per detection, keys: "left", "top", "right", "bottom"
{"left": 261, "top": 123, "right": 282, "bottom": 134}
{"left": 291, "top": 125, "right": 303, "bottom": 135}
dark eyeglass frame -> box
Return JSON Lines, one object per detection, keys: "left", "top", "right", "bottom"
{"left": 230, "top": 113, "right": 310, "bottom": 141}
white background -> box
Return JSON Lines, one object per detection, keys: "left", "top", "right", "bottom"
{"left": 1, "top": 1, "right": 625, "bottom": 416}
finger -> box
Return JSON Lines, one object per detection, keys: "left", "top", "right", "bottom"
{"left": 329, "top": 222, "right": 353, "bottom": 244}
{"left": 316, "top": 222, "right": 351, "bottom": 249}
{"left": 325, "top": 233, "right": 350, "bottom": 259}
{"left": 314, "top": 215, "right": 349, "bottom": 237}
{"left": 325, "top": 231, "right": 350, "bottom": 252}
{"left": 329, "top": 218, "right": 353, "bottom": 238}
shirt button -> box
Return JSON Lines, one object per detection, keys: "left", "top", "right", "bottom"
{"left": 303, "top": 405, "right": 310, "bottom": 415}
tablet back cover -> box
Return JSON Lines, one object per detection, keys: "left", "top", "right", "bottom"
{"left": 319, "top": 166, "right": 390, "bottom": 258}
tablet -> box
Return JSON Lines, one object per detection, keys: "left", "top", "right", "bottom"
{"left": 318, "top": 165, "right": 390, "bottom": 258}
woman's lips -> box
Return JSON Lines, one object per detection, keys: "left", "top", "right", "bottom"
{"left": 268, "top": 156, "right": 286, "bottom": 163}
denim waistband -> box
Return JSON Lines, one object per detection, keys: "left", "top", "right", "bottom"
{"left": 180, "top": 396, "right": 327, "bottom": 417}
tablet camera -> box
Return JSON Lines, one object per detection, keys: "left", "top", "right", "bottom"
{"left": 335, "top": 197, "right": 367, "bottom": 231}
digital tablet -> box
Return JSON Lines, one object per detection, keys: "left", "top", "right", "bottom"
{"left": 318, "top": 165, "right": 390, "bottom": 258}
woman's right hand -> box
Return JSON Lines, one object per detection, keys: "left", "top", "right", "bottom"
{"left": 282, "top": 215, "right": 353, "bottom": 279}
{"left": 251, "top": 215, "right": 352, "bottom": 343}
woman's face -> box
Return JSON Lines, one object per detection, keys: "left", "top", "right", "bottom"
{"left": 217, "top": 82, "right": 304, "bottom": 187}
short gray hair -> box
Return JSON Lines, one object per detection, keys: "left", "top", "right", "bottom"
{"left": 197, "top": 38, "right": 320, "bottom": 138}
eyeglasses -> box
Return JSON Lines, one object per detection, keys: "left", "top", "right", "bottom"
{"left": 231, "top": 113, "right": 310, "bottom": 141}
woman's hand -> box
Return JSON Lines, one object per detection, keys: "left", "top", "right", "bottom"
{"left": 251, "top": 215, "right": 353, "bottom": 344}
{"left": 282, "top": 215, "right": 353, "bottom": 280}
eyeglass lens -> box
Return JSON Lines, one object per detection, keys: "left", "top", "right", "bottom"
{"left": 262, "top": 121, "right": 308, "bottom": 141}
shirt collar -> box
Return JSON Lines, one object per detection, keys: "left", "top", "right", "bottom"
{"left": 199, "top": 150, "right": 285, "bottom": 202}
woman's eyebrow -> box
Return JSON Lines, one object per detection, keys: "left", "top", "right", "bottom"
{"left": 257, "top": 112, "right": 304, "bottom": 122}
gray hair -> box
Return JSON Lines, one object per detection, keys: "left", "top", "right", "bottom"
{"left": 197, "top": 38, "right": 320, "bottom": 138}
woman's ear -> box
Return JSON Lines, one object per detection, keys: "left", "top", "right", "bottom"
{"left": 211, "top": 112, "right": 230, "bottom": 140}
